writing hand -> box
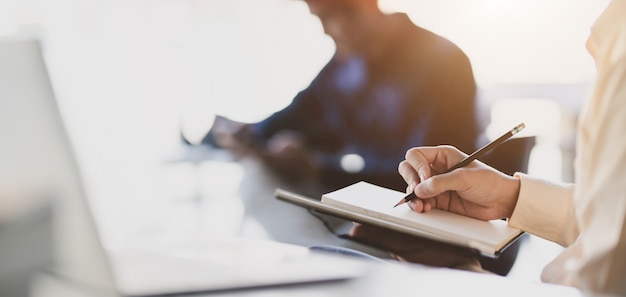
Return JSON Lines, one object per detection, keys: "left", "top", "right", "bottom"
{"left": 399, "top": 145, "right": 520, "bottom": 221}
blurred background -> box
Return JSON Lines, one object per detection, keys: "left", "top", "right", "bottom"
{"left": 0, "top": 0, "right": 611, "bottom": 287}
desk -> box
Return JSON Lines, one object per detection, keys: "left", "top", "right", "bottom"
{"left": 206, "top": 265, "right": 584, "bottom": 297}
{"left": 103, "top": 145, "right": 559, "bottom": 273}
{"left": 80, "top": 146, "right": 574, "bottom": 296}
{"left": 31, "top": 252, "right": 586, "bottom": 297}
{"left": 155, "top": 147, "right": 391, "bottom": 257}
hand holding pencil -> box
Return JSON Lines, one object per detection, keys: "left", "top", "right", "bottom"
{"left": 395, "top": 123, "right": 526, "bottom": 221}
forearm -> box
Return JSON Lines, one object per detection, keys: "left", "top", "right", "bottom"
{"left": 508, "top": 173, "right": 578, "bottom": 247}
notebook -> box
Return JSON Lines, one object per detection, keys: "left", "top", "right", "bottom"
{"left": 0, "top": 36, "right": 364, "bottom": 297}
{"left": 276, "top": 181, "right": 524, "bottom": 257}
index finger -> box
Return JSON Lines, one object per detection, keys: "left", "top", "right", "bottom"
{"left": 403, "top": 146, "right": 467, "bottom": 182}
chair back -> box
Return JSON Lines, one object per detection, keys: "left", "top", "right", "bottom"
{"left": 480, "top": 136, "right": 536, "bottom": 175}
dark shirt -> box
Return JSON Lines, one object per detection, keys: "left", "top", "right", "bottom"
{"left": 248, "top": 13, "right": 479, "bottom": 192}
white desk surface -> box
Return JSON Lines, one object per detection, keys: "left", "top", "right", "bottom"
{"left": 32, "top": 259, "right": 586, "bottom": 297}
{"left": 73, "top": 149, "right": 589, "bottom": 297}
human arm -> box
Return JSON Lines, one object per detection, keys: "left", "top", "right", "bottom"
{"left": 400, "top": 145, "right": 579, "bottom": 244}
{"left": 400, "top": 145, "right": 521, "bottom": 221}
{"left": 509, "top": 174, "right": 577, "bottom": 246}
{"left": 348, "top": 145, "right": 573, "bottom": 273}
{"left": 207, "top": 116, "right": 261, "bottom": 157}
{"left": 209, "top": 82, "right": 341, "bottom": 181}
{"left": 540, "top": 4, "right": 626, "bottom": 291}
{"left": 210, "top": 119, "right": 321, "bottom": 181}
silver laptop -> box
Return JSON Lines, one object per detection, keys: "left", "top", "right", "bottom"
{"left": 0, "top": 37, "right": 365, "bottom": 297}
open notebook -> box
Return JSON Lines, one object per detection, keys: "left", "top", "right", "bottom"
{"left": 276, "top": 181, "right": 524, "bottom": 257}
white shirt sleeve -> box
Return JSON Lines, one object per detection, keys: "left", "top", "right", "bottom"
{"left": 508, "top": 173, "right": 578, "bottom": 247}
{"left": 508, "top": 1, "right": 626, "bottom": 294}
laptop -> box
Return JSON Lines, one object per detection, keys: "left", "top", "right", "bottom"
{"left": 0, "top": 36, "right": 365, "bottom": 296}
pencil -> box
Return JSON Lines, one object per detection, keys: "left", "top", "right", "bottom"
{"left": 393, "top": 122, "right": 526, "bottom": 208}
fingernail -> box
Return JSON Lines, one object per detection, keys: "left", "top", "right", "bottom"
{"left": 405, "top": 182, "right": 414, "bottom": 195}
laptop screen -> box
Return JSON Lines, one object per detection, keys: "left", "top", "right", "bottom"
{"left": 0, "top": 36, "right": 118, "bottom": 296}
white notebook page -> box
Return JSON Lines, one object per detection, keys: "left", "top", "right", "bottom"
{"left": 321, "top": 182, "right": 521, "bottom": 250}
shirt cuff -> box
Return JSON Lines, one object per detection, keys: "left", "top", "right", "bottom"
{"left": 509, "top": 173, "right": 577, "bottom": 247}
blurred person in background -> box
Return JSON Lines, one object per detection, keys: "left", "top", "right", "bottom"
{"left": 200, "top": 0, "right": 490, "bottom": 270}
{"left": 204, "top": 0, "right": 480, "bottom": 195}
